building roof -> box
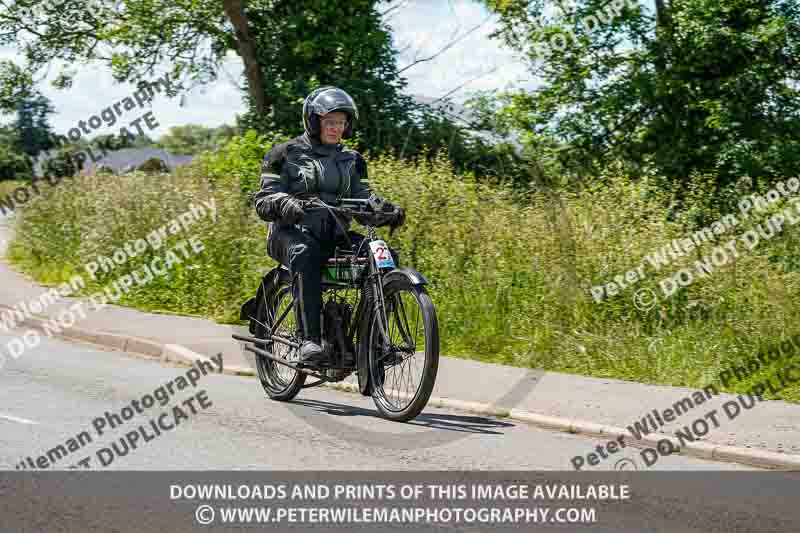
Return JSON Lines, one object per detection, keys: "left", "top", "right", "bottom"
{"left": 81, "top": 147, "right": 193, "bottom": 174}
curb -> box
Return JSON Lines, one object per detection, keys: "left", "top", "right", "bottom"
{"left": 3, "top": 306, "right": 799, "bottom": 471}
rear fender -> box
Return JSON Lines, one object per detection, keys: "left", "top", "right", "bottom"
{"left": 241, "top": 267, "right": 292, "bottom": 333}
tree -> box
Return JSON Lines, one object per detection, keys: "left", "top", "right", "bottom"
{"left": 0, "top": 0, "right": 482, "bottom": 169}
{"left": 0, "top": 140, "right": 33, "bottom": 181}
{"left": 238, "top": 0, "right": 425, "bottom": 154}
{"left": 0, "top": 60, "right": 34, "bottom": 113}
{"left": 93, "top": 132, "right": 155, "bottom": 151}
{"left": 478, "top": 0, "right": 800, "bottom": 195}
{"left": 40, "top": 146, "right": 81, "bottom": 179}
{"left": 136, "top": 157, "right": 169, "bottom": 174}
{"left": 0, "top": 0, "right": 411, "bottom": 133}
{"left": 0, "top": 60, "right": 55, "bottom": 176}
{"left": 156, "top": 124, "right": 240, "bottom": 155}
{"left": 12, "top": 90, "right": 55, "bottom": 158}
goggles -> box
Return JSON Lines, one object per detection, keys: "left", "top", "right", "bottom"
{"left": 321, "top": 118, "right": 349, "bottom": 129}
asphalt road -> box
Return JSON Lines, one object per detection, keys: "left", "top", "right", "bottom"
{"left": 0, "top": 329, "right": 754, "bottom": 471}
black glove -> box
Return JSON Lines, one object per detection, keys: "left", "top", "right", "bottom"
{"left": 378, "top": 198, "right": 405, "bottom": 227}
{"left": 387, "top": 207, "right": 405, "bottom": 237}
{"left": 332, "top": 206, "right": 353, "bottom": 226}
{"left": 279, "top": 196, "right": 304, "bottom": 225}
{"left": 390, "top": 207, "right": 406, "bottom": 229}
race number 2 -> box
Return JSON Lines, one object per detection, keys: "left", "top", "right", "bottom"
{"left": 369, "top": 240, "right": 395, "bottom": 269}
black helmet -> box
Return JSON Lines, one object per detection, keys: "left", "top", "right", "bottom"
{"left": 302, "top": 86, "right": 359, "bottom": 139}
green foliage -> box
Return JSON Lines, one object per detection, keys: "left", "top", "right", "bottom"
{"left": 0, "top": 59, "right": 56, "bottom": 169}
{"left": 0, "top": 179, "right": 26, "bottom": 198}
{"left": 136, "top": 157, "right": 170, "bottom": 174}
{"left": 195, "top": 129, "right": 290, "bottom": 196}
{"left": 93, "top": 133, "right": 155, "bottom": 152}
{"left": 0, "top": 60, "right": 34, "bottom": 114}
{"left": 12, "top": 91, "right": 55, "bottom": 158}
{"left": 95, "top": 164, "right": 116, "bottom": 176}
{"left": 478, "top": 0, "right": 800, "bottom": 194}
{"left": 8, "top": 137, "right": 800, "bottom": 401}
{"left": 234, "top": 0, "right": 501, "bottom": 176}
{"left": 156, "top": 124, "right": 240, "bottom": 155}
{"left": 240, "top": 0, "right": 415, "bottom": 147}
{"left": 41, "top": 146, "right": 81, "bottom": 179}
{"left": 0, "top": 141, "right": 33, "bottom": 181}
{"left": 1, "top": 0, "right": 228, "bottom": 93}
{"left": 7, "top": 164, "right": 270, "bottom": 321}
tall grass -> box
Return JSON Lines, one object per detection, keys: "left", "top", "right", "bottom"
{"left": 8, "top": 133, "right": 800, "bottom": 402}
{"left": 0, "top": 180, "right": 26, "bottom": 202}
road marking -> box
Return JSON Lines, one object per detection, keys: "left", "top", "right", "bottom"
{"left": 0, "top": 413, "right": 39, "bottom": 425}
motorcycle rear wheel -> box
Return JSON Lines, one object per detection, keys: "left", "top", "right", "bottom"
{"left": 255, "top": 278, "right": 306, "bottom": 401}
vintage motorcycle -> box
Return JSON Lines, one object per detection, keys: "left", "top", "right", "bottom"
{"left": 234, "top": 196, "right": 439, "bottom": 422}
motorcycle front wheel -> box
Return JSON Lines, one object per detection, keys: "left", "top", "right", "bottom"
{"left": 367, "top": 277, "right": 439, "bottom": 422}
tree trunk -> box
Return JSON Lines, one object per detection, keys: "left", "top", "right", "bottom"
{"left": 222, "top": 0, "right": 269, "bottom": 117}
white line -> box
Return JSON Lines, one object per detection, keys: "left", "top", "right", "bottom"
{"left": 0, "top": 413, "right": 39, "bottom": 425}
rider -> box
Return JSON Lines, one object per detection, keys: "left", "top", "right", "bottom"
{"left": 254, "top": 86, "right": 405, "bottom": 365}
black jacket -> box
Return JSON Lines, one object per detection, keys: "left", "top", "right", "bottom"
{"left": 254, "top": 133, "right": 372, "bottom": 230}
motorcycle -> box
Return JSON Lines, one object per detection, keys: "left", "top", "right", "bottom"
{"left": 234, "top": 196, "right": 439, "bottom": 422}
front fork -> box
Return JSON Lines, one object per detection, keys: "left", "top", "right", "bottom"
{"left": 366, "top": 227, "right": 392, "bottom": 346}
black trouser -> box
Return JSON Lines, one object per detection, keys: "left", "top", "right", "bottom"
{"left": 267, "top": 217, "right": 399, "bottom": 342}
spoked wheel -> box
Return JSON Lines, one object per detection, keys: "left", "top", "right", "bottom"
{"left": 367, "top": 277, "right": 439, "bottom": 422}
{"left": 255, "top": 278, "right": 306, "bottom": 401}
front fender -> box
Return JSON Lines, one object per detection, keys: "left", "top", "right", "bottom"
{"left": 382, "top": 267, "right": 428, "bottom": 287}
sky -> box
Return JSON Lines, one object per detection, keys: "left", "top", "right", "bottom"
{"left": 0, "top": 0, "right": 531, "bottom": 141}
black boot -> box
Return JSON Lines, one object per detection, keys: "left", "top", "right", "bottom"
{"left": 299, "top": 337, "right": 328, "bottom": 365}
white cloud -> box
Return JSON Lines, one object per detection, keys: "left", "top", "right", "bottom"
{"left": 386, "top": 0, "right": 531, "bottom": 101}
{"left": 1, "top": 0, "right": 530, "bottom": 137}
{"left": 0, "top": 48, "right": 247, "bottom": 140}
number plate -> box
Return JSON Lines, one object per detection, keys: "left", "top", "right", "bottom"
{"left": 369, "top": 240, "right": 395, "bottom": 269}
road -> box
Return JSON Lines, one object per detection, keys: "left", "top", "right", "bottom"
{"left": 0, "top": 329, "right": 754, "bottom": 471}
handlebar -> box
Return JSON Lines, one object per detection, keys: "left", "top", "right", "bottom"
{"left": 300, "top": 196, "right": 403, "bottom": 234}
{"left": 300, "top": 195, "right": 402, "bottom": 236}
{"left": 300, "top": 196, "right": 400, "bottom": 217}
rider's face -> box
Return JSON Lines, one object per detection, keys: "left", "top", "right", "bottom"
{"left": 319, "top": 111, "right": 348, "bottom": 145}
